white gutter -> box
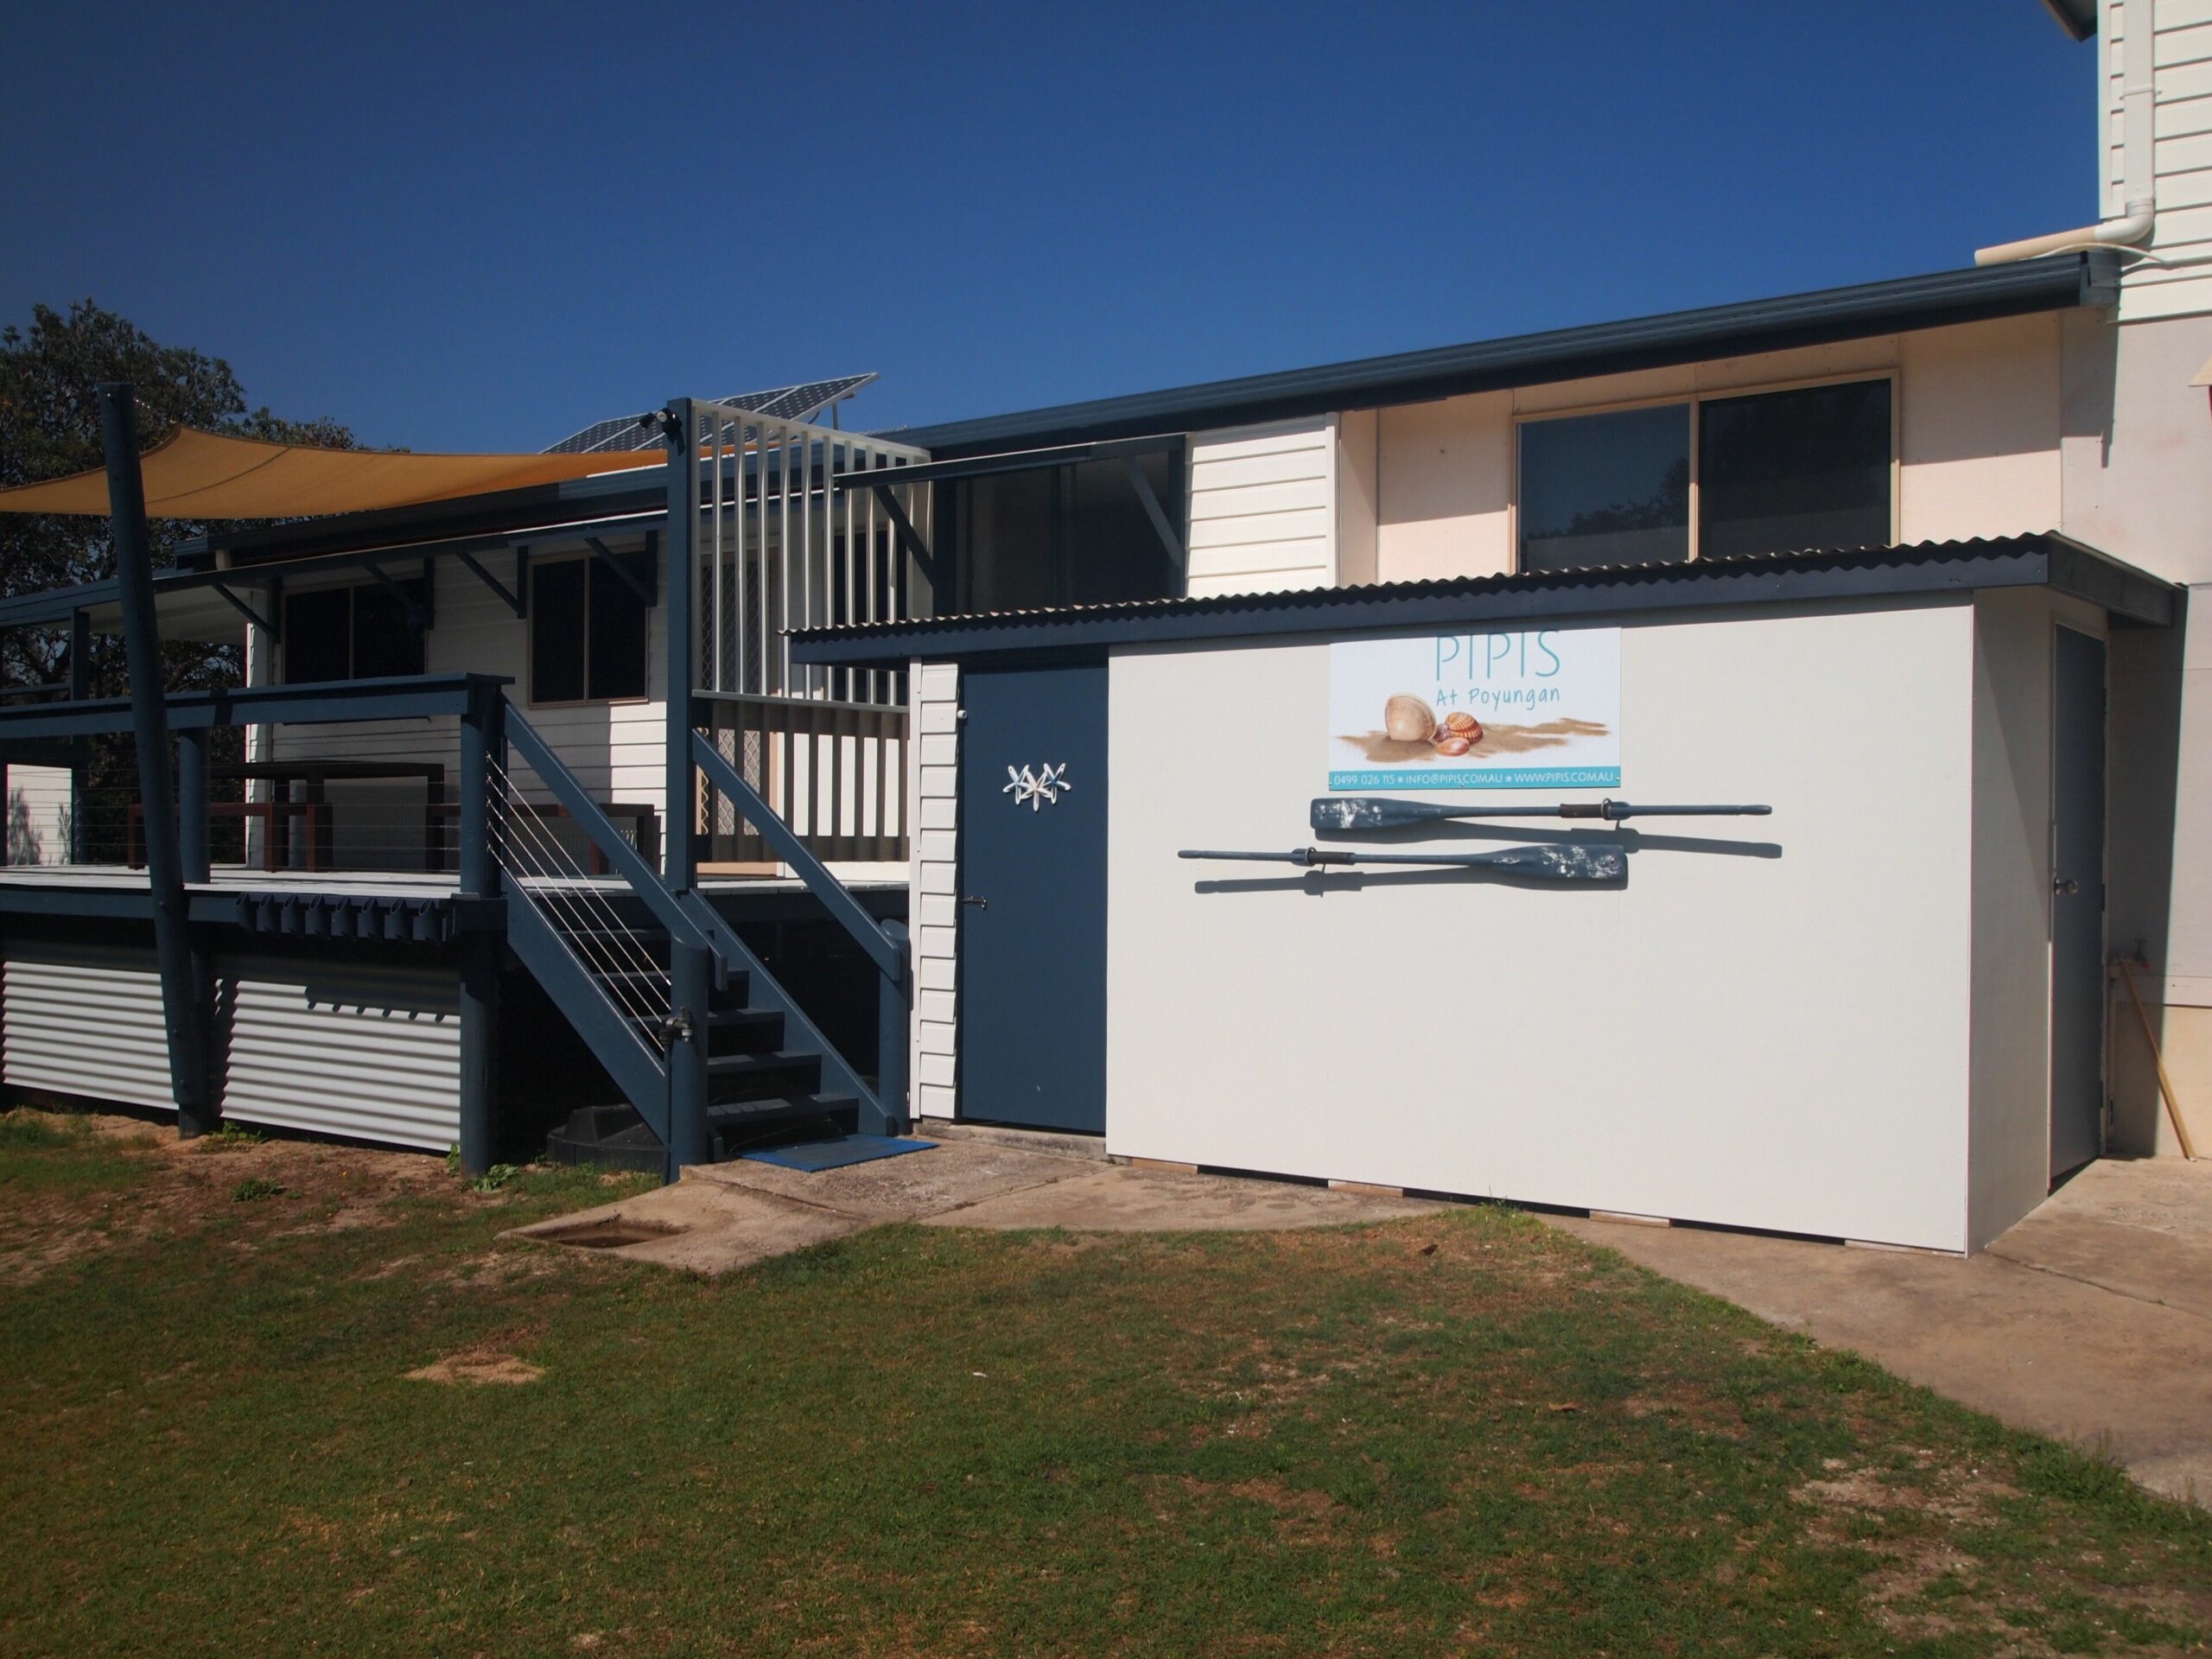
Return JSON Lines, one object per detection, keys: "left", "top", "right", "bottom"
{"left": 1976, "top": 0, "right": 2154, "bottom": 265}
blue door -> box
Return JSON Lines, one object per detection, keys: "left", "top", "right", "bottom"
{"left": 957, "top": 663, "right": 1109, "bottom": 1134}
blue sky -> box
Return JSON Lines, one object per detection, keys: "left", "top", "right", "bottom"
{"left": 0, "top": 2, "right": 2097, "bottom": 453}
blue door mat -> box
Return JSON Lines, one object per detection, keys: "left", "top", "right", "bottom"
{"left": 740, "top": 1135, "right": 938, "bottom": 1173}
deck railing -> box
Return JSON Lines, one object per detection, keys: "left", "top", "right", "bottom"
{"left": 700, "top": 693, "right": 905, "bottom": 867}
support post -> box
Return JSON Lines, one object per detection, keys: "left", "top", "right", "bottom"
{"left": 662, "top": 399, "right": 697, "bottom": 893}
{"left": 876, "top": 918, "right": 911, "bottom": 1135}
{"left": 67, "top": 608, "right": 90, "bottom": 864}
{"left": 455, "top": 681, "right": 505, "bottom": 1174}
{"left": 100, "top": 385, "right": 216, "bottom": 1138}
{"left": 176, "top": 728, "right": 210, "bottom": 884}
{"left": 667, "top": 938, "right": 712, "bottom": 1180}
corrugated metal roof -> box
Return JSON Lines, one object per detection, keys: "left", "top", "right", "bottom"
{"left": 788, "top": 534, "right": 2178, "bottom": 666}
{"left": 890, "top": 257, "right": 2118, "bottom": 457}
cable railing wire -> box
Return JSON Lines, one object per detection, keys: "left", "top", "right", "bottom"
{"left": 485, "top": 755, "right": 675, "bottom": 1047}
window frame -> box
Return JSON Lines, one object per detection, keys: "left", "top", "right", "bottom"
{"left": 1509, "top": 370, "right": 1899, "bottom": 574}
{"left": 278, "top": 578, "right": 429, "bottom": 684}
{"left": 525, "top": 549, "right": 652, "bottom": 709}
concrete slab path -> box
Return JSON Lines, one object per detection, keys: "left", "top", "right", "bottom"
{"left": 1552, "top": 1158, "right": 2212, "bottom": 1507}
{"left": 507, "top": 1138, "right": 1433, "bottom": 1277}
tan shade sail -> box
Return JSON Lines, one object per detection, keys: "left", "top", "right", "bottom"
{"left": 0, "top": 424, "right": 663, "bottom": 519}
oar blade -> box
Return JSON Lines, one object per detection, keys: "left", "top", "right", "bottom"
{"left": 1310, "top": 797, "right": 1430, "bottom": 831}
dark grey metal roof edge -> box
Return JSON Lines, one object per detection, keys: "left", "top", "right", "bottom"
{"left": 789, "top": 535, "right": 2177, "bottom": 667}
{"left": 892, "top": 257, "right": 2116, "bottom": 457}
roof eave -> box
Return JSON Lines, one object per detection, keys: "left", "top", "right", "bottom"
{"left": 893, "top": 257, "right": 2118, "bottom": 457}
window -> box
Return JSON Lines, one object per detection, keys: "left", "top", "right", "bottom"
{"left": 1520, "top": 404, "right": 1690, "bottom": 572}
{"left": 940, "top": 448, "right": 1185, "bottom": 613}
{"left": 529, "top": 550, "right": 651, "bottom": 704}
{"left": 1516, "top": 378, "right": 1892, "bottom": 572}
{"left": 1698, "top": 380, "right": 1891, "bottom": 559}
{"left": 281, "top": 580, "right": 428, "bottom": 683}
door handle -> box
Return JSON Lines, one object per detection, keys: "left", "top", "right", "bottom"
{"left": 961, "top": 895, "right": 988, "bottom": 909}
{"left": 2054, "top": 876, "right": 2080, "bottom": 896}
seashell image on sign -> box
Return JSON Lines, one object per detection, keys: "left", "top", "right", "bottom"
{"left": 1327, "top": 628, "right": 1621, "bottom": 791}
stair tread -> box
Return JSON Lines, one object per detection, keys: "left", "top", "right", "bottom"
{"left": 706, "top": 1048, "right": 820, "bottom": 1075}
{"left": 707, "top": 1092, "right": 858, "bottom": 1122}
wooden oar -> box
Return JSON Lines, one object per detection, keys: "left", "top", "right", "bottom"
{"left": 1312, "top": 797, "right": 1770, "bottom": 832}
{"left": 1179, "top": 843, "right": 1626, "bottom": 881}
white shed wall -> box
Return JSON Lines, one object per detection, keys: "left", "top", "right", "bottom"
{"left": 1105, "top": 601, "right": 1984, "bottom": 1251}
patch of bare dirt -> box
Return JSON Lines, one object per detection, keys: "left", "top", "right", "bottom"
{"left": 0, "top": 1108, "right": 450, "bottom": 1284}
{"left": 405, "top": 1349, "right": 544, "bottom": 1387}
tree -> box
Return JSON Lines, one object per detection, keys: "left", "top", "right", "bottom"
{"left": 0, "top": 298, "right": 359, "bottom": 699}
{"left": 0, "top": 301, "right": 360, "bottom": 859}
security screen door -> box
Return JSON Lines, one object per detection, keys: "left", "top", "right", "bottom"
{"left": 956, "top": 662, "right": 1109, "bottom": 1135}
{"left": 2050, "top": 626, "right": 2107, "bottom": 1181}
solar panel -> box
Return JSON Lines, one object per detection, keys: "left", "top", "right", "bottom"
{"left": 543, "top": 374, "right": 879, "bottom": 454}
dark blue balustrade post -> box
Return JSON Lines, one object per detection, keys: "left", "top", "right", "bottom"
{"left": 662, "top": 399, "right": 698, "bottom": 894}
{"left": 455, "top": 682, "right": 505, "bottom": 1174}
{"left": 100, "top": 384, "right": 217, "bottom": 1139}
{"left": 667, "top": 937, "right": 712, "bottom": 1180}
{"left": 876, "top": 918, "right": 911, "bottom": 1135}
{"left": 176, "top": 728, "right": 210, "bottom": 885}
{"left": 67, "top": 607, "right": 90, "bottom": 863}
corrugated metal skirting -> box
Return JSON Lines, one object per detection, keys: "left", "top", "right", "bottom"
{"left": 2, "top": 940, "right": 461, "bottom": 1153}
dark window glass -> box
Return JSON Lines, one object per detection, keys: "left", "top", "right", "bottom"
{"left": 587, "top": 555, "right": 649, "bottom": 700}
{"left": 952, "top": 468, "right": 1055, "bottom": 613}
{"left": 1519, "top": 404, "right": 1691, "bottom": 572}
{"left": 1699, "top": 380, "right": 1891, "bottom": 560}
{"left": 531, "top": 561, "right": 587, "bottom": 703}
{"left": 945, "top": 449, "right": 1185, "bottom": 614}
{"left": 283, "top": 588, "right": 351, "bottom": 683}
{"left": 352, "top": 581, "right": 426, "bottom": 678}
{"left": 1067, "top": 452, "right": 1181, "bottom": 606}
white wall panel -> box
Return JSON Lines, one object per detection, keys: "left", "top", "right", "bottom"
{"left": 1105, "top": 601, "right": 1984, "bottom": 1251}
{"left": 1184, "top": 419, "right": 1337, "bottom": 597}
{"left": 3, "top": 942, "right": 173, "bottom": 1109}
{"left": 908, "top": 660, "right": 961, "bottom": 1120}
{"left": 4, "top": 765, "right": 73, "bottom": 866}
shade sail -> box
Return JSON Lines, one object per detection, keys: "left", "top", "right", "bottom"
{"left": 0, "top": 424, "right": 662, "bottom": 520}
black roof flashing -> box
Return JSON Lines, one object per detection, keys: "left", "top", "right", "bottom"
{"left": 787, "top": 534, "right": 2177, "bottom": 667}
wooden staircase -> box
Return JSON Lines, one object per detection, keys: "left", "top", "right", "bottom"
{"left": 541, "top": 919, "right": 861, "bottom": 1171}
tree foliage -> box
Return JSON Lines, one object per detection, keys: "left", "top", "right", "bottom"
{"left": 0, "top": 299, "right": 358, "bottom": 698}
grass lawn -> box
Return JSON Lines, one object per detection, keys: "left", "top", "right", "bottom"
{"left": 0, "top": 1107, "right": 2206, "bottom": 1657}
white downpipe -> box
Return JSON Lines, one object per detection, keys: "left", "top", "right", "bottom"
{"left": 1976, "top": 0, "right": 2155, "bottom": 265}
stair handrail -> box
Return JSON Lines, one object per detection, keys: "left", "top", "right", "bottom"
{"left": 507, "top": 709, "right": 714, "bottom": 957}
{"left": 690, "top": 729, "right": 903, "bottom": 984}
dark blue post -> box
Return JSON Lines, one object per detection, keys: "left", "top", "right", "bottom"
{"left": 662, "top": 399, "right": 696, "bottom": 893}
{"left": 667, "top": 937, "right": 712, "bottom": 1179}
{"left": 176, "top": 728, "right": 210, "bottom": 884}
{"left": 455, "top": 683, "right": 505, "bottom": 1174}
{"left": 67, "top": 608, "right": 90, "bottom": 863}
{"left": 876, "top": 918, "right": 911, "bottom": 1134}
{"left": 100, "top": 385, "right": 216, "bottom": 1139}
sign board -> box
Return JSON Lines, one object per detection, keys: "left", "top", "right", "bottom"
{"left": 1327, "top": 627, "right": 1621, "bottom": 791}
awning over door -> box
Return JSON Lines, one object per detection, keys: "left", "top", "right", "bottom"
{"left": 0, "top": 425, "right": 660, "bottom": 520}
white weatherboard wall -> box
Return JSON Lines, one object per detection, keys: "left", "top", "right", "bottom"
{"left": 4, "top": 764, "right": 72, "bottom": 865}
{"left": 908, "top": 659, "right": 960, "bottom": 1119}
{"left": 1, "top": 939, "right": 461, "bottom": 1152}
{"left": 248, "top": 549, "right": 668, "bottom": 870}
{"left": 1184, "top": 419, "right": 1338, "bottom": 597}
{"left": 2108, "top": 0, "right": 2212, "bottom": 322}
{"left": 1106, "top": 601, "right": 1987, "bottom": 1252}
